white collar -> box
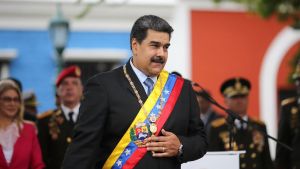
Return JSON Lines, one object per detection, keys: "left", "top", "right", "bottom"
{"left": 130, "top": 59, "right": 157, "bottom": 93}
{"left": 61, "top": 104, "right": 80, "bottom": 122}
{"left": 234, "top": 115, "right": 248, "bottom": 129}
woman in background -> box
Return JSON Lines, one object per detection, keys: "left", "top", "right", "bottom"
{"left": 0, "top": 79, "right": 44, "bottom": 169}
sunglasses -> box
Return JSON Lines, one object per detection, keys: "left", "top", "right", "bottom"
{"left": 0, "top": 96, "right": 21, "bottom": 103}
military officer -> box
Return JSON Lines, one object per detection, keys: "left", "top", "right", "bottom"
{"left": 37, "top": 65, "right": 83, "bottom": 169}
{"left": 208, "top": 77, "right": 274, "bottom": 169}
{"left": 192, "top": 85, "right": 222, "bottom": 134}
{"left": 275, "top": 61, "right": 300, "bottom": 169}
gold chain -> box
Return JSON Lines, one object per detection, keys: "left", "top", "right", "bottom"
{"left": 123, "top": 65, "right": 163, "bottom": 119}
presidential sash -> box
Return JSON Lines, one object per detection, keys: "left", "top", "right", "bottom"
{"left": 102, "top": 70, "right": 184, "bottom": 169}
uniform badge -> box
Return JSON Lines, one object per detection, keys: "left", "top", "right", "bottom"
{"left": 252, "top": 130, "right": 264, "bottom": 152}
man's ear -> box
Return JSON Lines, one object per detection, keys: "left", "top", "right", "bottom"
{"left": 131, "top": 38, "right": 138, "bottom": 54}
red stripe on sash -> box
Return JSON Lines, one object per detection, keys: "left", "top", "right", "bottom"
{"left": 122, "top": 77, "right": 184, "bottom": 169}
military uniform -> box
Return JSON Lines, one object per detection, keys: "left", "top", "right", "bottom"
{"left": 275, "top": 97, "right": 300, "bottom": 169}
{"left": 207, "top": 77, "right": 274, "bottom": 169}
{"left": 209, "top": 117, "right": 274, "bottom": 169}
{"left": 37, "top": 109, "right": 75, "bottom": 169}
{"left": 37, "top": 65, "right": 82, "bottom": 169}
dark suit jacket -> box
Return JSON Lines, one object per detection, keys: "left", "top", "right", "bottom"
{"left": 208, "top": 117, "right": 274, "bottom": 169}
{"left": 62, "top": 62, "right": 207, "bottom": 169}
{"left": 37, "top": 108, "right": 75, "bottom": 169}
{"left": 203, "top": 110, "right": 223, "bottom": 134}
{"left": 275, "top": 97, "right": 300, "bottom": 169}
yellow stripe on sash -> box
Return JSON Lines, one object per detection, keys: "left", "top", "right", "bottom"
{"left": 102, "top": 70, "right": 169, "bottom": 169}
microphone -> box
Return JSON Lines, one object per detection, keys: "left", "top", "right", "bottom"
{"left": 192, "top": 81, "right": 293, "bottom": 151}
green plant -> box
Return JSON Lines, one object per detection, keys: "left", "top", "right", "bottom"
{"left": 214, "top": 0, "right": 300, "bottom": 29}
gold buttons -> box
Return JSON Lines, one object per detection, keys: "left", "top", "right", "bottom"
{"left": 251, "top": 153, "right": 257, "bottom": 158}
{"left": 240, "top": 154, "right": 245, "bottom": 158}
{"left": 67, "top": 137, "right": 72, "bottom": 143}
{"left": 292, "top": 107, "right": 298, "bottom": 115}
{"left": 241, "top": 163, "right": 246, "bottom": 168}
{"left": 249, "top": 143, "right": 254, "bottom": 149}
{"left": 239, "top": 144, "right": 244, "bottom": 149}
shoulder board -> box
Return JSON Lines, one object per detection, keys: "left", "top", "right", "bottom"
{"left": 251, "top": 118, "right": 265, "bottom": 126}
{"left": 281, "top": 97, "right": 296, "bottom": 106}
{"left": 55, "top": 109, "right": 62, "bottom": 116}
{"left": 211, "top": 118, "right": 226, "bottom": 128}
{"left": 37, "top": 110, "right": 54, "bottom": 119}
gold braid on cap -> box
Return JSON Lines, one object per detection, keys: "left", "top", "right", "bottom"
{"left": 223, "top": 78, "right": 249, "bottom": 97}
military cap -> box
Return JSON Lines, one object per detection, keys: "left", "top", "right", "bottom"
{"left": 56, "top": 65, "right": 81, "bottom": 87}
{"left": 220, "top": 77, "right": 251, "bottom": 98}
{"left": 292, "top": 61, "right": 300, "bottom": 80}
{"left": 22, "top": 91, "right": 39, "bottom": 107}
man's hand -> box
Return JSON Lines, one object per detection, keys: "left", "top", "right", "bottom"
{"left": 144, "top": 129, "right": 181, "bottom": 157}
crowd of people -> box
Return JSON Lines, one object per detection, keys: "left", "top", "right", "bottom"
{"left": 0, "top": 14, "right": 299, "bottom": 169}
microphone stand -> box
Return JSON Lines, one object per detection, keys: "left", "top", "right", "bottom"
{"left": 193, "top": 83, "right": 293, "bottom": 152}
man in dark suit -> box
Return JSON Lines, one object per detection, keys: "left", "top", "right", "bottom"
{"left": 62, "top": 15, "right": 207, "bottom": 169}
{"left": 37, "top": 65, "right": 83, "bottom": 169}
{"left": 194, "top": 89, "right": 222, "bottom": 134}
{"left": 208, "top": 77, "right": 274, "bottom": 169}
{"left": 275, "top": 62, "right": 300, "bottom": 169}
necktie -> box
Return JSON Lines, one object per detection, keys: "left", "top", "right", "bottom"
{"left": 68, "top": 112, "right": 74, "bottom": 124}
{"left": 143, "top": 78, "right": 154, "bottom": 96}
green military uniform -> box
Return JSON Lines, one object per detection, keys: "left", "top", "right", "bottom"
{"left": 275, "top": 97, "right": 300, "bottom": 169}
{"left": 208, "top": 117, "right": 274, "bottom": 169}
{"left": 37, "top": 108, "right": 75, "bottom": 169}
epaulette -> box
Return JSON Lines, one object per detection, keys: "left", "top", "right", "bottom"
{"left": 281, "top": 97, "right": 296, "bottom": 106}
{"left": 251, "top": 118, "right": 265, "bottom": 126}
{"left": 211, "top": 118, "right": 226, "bottom": 128}
{"left": 37, "top": 110, "right": 54, "bottom": 119}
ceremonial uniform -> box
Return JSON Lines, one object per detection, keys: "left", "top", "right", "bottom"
{"left": 37, "top": 109, "right": 75, "bottom": 169}
{"left": 209, "top": 117, "right": 274, "bottom": 169}
{"left": 37, "top": 65, "right": 82, "bottom": 169}
{"left": 208, "top": 77, "right": 274, "bottom": 169}
{"left": 275, "top": 61, "right": 300, "bottom": 169}
{"left": 275, "top": 97, "right": 300, "bottom": 169}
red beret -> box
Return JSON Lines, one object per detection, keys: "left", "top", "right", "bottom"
{"left": 56, "top": 65, "right": 81, "bottom": 87}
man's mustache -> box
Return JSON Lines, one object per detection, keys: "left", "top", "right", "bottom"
{"left": 151, "top": 56, "right": 165, "bottom": 64}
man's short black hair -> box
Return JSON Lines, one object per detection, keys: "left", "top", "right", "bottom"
{"left": 130, "top": 15, "right": 174, "bottom": 49}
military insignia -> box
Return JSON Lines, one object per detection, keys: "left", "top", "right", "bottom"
{"left": 291, "top": 107, "right": 299, "bottom": 129}
{"left": 235, "top": 78, "right": 242, "bottom": 90}
{"left": 56, "top": 116, "right": 64, "bottom": 125}
{"left": 48, "top": 109, "right": 62, "bottom": 141}
{"left": 130, "top": 122, "right": 150, "bottom": 147}
{"left": 75, "top": 66, "right": 81, "bottom": 76}
{"left": 211, "top": 118, "right": 226, "bottom": 128}
{"left": 291, "top": 107, "right": 298, "bottom": 115}
{"left": 219, "top": 131, "right": 229, "bottom": 143}
{"left": 66, "top": 137, "right": 72, "bottom": 143}
{"left": 252, "top": 130, "right": 264, "bottom": 152}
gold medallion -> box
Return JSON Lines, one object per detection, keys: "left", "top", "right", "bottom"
{"left": 150, "top": 123, "right": 157, "bottom": 133}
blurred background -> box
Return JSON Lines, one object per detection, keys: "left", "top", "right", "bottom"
{"left": 0, "top": 0, "right": 299, "bottom": 159}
